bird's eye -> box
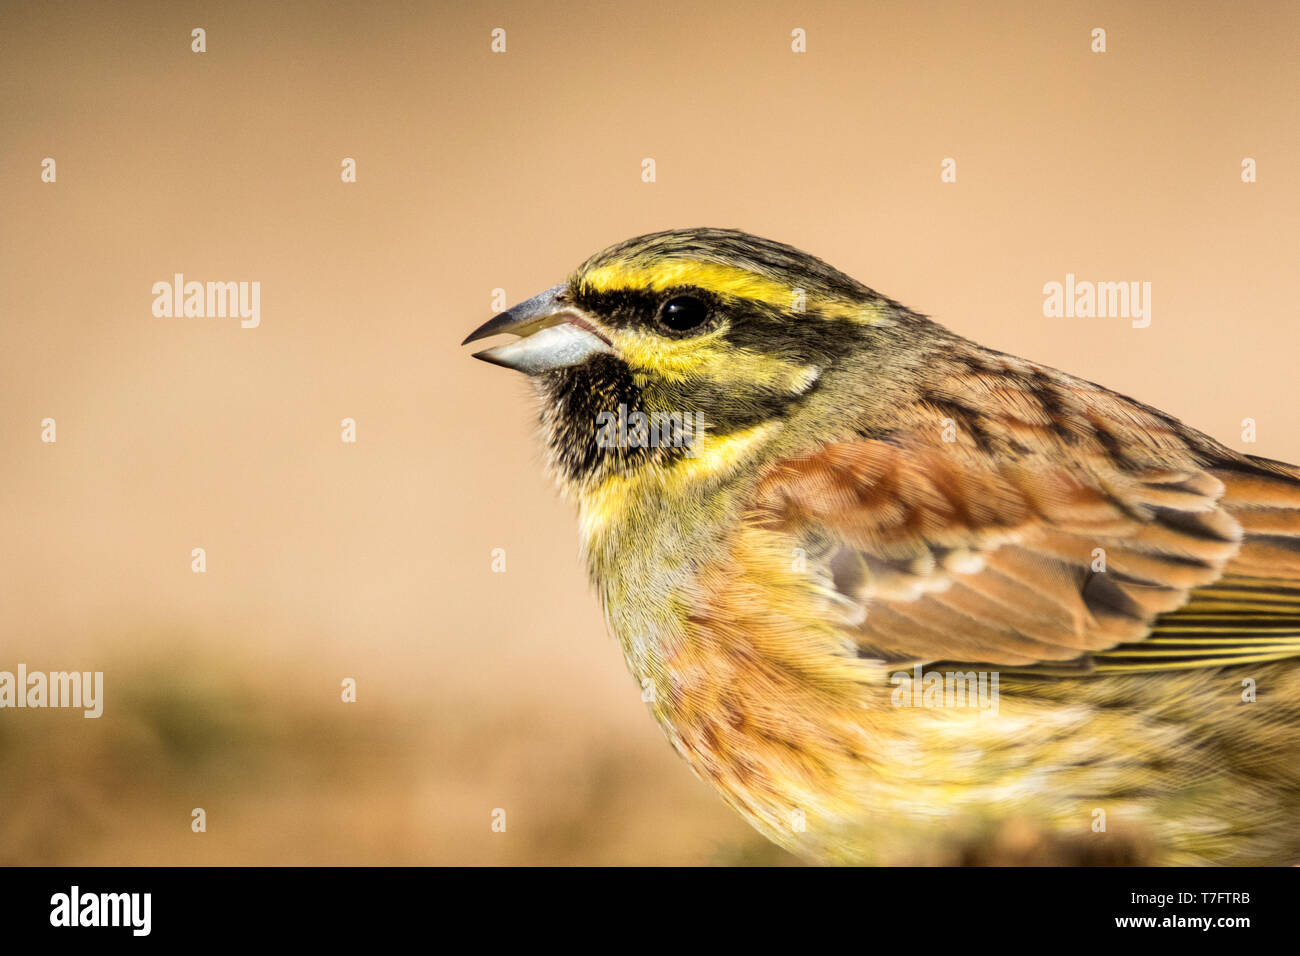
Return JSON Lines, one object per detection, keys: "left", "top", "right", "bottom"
{"left": 659, "top": 295, "right": 710, "bottom": 333}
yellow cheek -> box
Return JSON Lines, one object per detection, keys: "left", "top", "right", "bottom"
{"left": 613, "top": 328, "right": 821, "bottom": 394}
{"left": 613, "top": 327, "right": 727, "bottom": 383}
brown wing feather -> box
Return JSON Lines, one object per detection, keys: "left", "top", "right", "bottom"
{"left": 750, "top": 354, "right": 1300, "bottom": 671}
{"left": 1088, "top": 456, "right": 1300, "bottom": 672}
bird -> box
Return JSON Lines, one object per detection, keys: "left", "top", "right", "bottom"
{"left": 463, "top": 228, "right": 1300, "bottom": 865}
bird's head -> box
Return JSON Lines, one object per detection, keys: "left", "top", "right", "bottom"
{"left": 463, "top": 228, "right": 918, "bottom": 492}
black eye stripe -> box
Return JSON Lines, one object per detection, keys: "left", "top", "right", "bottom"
{"left": 571, "top": 285, "right": 720, "bottom": 332}
{"left": 569, "top": 284, "right": 870, "bottom": 359}
{"left": 569, "top": 286, "right": 658, "bottom": 319}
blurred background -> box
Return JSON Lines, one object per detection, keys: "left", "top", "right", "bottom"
{"left": 0, "top": 0, "right": 1296, "bottom": 864}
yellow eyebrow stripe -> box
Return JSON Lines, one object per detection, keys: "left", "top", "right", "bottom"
{"left": 578, "top": 260, "right": 885, "bottom": 323}
{"left": 583, "top": 261, "right": 795, "bottom": 301}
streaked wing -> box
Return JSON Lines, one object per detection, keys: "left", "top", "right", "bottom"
{"left": 748, "top": 357, "right": 1300, "bottom": 672}
{"left": 1095, "top": 458, "right": 1300, "bottom": 673}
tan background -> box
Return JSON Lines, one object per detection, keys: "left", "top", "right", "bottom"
{"left": 1, "top": 0, "right": 1296, "bottom": 864}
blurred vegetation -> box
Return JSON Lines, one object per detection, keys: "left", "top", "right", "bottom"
{"left": 0, "top": 636, "right": 793, "bottom": 865}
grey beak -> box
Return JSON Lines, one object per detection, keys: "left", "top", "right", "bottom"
{"left": 462, "top": 284, "right": 613, "bottom": 375}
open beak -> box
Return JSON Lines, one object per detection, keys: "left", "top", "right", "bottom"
{"left": 461, "top": 284, "right": 613, "bottom": 375}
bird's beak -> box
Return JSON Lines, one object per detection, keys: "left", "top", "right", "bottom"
{"left": 461, "top": 284, "right": 613, "bottom": 375}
